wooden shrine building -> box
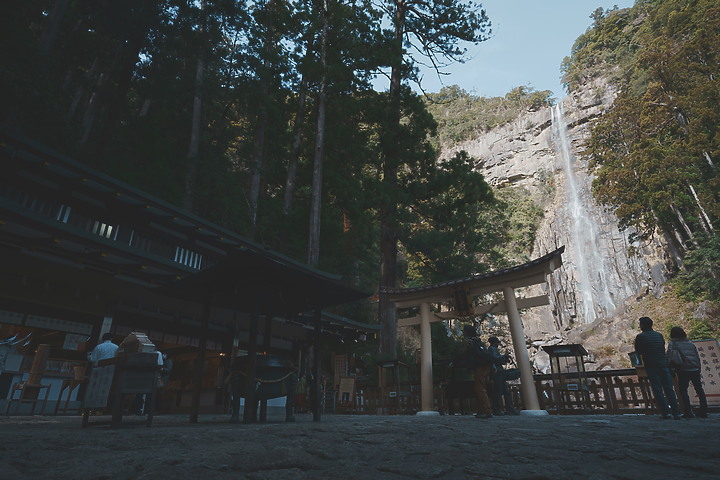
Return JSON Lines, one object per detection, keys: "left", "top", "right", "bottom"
{"left": 0, "top": 130, "right": 378, "bottom": 421}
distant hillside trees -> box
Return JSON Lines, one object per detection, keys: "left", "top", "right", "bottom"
{"left": 424, "top": 85, "right": 554, "bottom": 147}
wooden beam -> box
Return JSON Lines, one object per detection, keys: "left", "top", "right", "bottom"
{"left": 398, "top": 295, "right": 550, "bottom": 327}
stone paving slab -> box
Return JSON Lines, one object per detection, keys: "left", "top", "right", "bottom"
{"left": 0, "top": 412, "right": 718, "bottom": 479}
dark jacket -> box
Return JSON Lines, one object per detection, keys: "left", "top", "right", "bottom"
{"left": 489, "top": 345, "right": 509, "bottom": 371}
{"left": 667, "top": 338, "right": 701, "bottom": 371}
{"left": 634, "top": 329, "right": 668, "bottom": 367}
{"left": 462, "top": 337, "right": 492, "bottom": 368}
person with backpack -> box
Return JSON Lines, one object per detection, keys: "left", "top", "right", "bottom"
{"left": 462, "top": 325, "right": 494, "bottom": 419}
{"left": 667, "top": 326, "right": 708, "bottom": 418}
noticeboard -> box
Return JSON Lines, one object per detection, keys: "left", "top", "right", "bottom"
{"left": 692, "top": 339, "right": 720, "bottom": 406}
{"left": 338, "top": 376, "right": 355, "bottom": 406}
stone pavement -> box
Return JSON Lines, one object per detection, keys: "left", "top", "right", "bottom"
{"left": 1, "top": 411, "right": 718, "bottom": 479}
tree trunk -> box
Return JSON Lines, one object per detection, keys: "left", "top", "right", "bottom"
{"left": 690, "top": 184, "right": 714, "bottom": 233}
{"left": 39, "top": 0, "right": 70, "bottom": 55}
{"left": 283, "top": 79, "right": 308, "bottom": 217}
{"left": 703, "top": 151, "right": 716, "bottom": 169}
{"left": 184, "top": 57, "right": 204, "bottom": 212}
{"left": 670, "top": 202, "right": 697, "bottom": 248}
{"left": 378, "top": 1, "right": 405, "bottom": 360}
{"left": 249, "top": 99, "right": 268, "bottom": 240}
{"left": 307, "top": 0, "right": 329, "bottom": 268}
{"left": 79, "top": 70, "right": 108, "bottom": 145}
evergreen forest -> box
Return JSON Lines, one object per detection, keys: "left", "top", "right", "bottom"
{"left": 0, "top": 0, "right": 504, "bottom": 359}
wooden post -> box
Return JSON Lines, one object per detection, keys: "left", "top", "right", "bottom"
{"left": 243, "top": 304, "right": 260, "bottom": 423}
{"left": 190, "top": 295, "right": 212, "bottom": 423}
{"left": 312, "top": 308, "right": 322, "bottom": 422}
{"left": 259, "top": 315, "right": 272, "bottom": 422}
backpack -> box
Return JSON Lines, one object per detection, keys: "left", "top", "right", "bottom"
{"left": 461, "top": 338, "right": 493, "bottom": 368}
{"left": 667, "top": 346, "right": 684, "bottom": 368}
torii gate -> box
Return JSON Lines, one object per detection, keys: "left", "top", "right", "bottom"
{"left": 382, "top": 247, "right": 564, "bottom": 415}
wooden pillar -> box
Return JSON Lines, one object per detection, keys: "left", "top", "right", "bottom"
{"left": 190, "top": 295, "right": 212, "bottom": 423}
{"left": 259, "top": 315, "right": 272, "bottom": 422}
{"left": 243, "top": 304, "right": 260, "bottom": 423}
{"left": 312, "top": 308, "right": 322, "bottom": 422}
{"left": 418, "top": 301, "right": 436, "bottom": 414}
{"left": 503, "top": 286, "right": 543, "bottom": 412}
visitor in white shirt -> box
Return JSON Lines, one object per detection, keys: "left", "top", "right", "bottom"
{"left": 88, "top": 333, "right": 118, "bottom": 366}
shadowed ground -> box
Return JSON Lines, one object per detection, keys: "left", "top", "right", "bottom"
{"left": 1, "top": 412, "right": 718, "bottom": 479}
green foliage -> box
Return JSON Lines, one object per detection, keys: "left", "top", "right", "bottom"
{"left": 674, "top": 234, "right": 720, "bottom": 301}
{"left": 493, "top": 187, "right": 545, "bottom": 263}
{"left": 424, "top": 85, "right": 554, "bottom": 146}
{"left": 399, "top": 150, "right": 505, "bottom": 285}
{"left": 687, "top": 317, "right": 719, "bottom": 341}
{"left": 561, "top": 5, "right": 636, "bottom": 92}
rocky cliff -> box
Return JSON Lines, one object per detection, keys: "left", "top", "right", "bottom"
{"left": 440, "top": 77, "right": 676, "bottom": 368}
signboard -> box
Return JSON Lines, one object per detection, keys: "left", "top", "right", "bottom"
{"left": 63, "top": 333, "right": 85, "bottom": 351}
{"left": 83, "top": 365, "right": 116, "bottom": 409}
{"left": 25, "top": 314, "right": 92, "bottom": 335}
{"left": 691, "top": 339, "right": 720, "bottom": 406}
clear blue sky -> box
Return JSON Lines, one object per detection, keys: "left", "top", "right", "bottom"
{"left": 417, "top": 0, "right": 636, "bottom": 98}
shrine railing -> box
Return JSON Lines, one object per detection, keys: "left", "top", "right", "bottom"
{"left": 342, "top": 368, "right": 705, "bottom": 415}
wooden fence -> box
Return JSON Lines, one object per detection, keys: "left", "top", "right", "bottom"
{"left": 340, "top": 369, "right": 704, "bottom": 415}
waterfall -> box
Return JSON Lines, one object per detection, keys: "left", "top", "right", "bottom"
{"left": 551, "top": 103, "right": 616, "bottom": 323}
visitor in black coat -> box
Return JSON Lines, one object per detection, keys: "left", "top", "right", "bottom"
{"left": 634, "top": 316, "right": 681, "bottom": 419}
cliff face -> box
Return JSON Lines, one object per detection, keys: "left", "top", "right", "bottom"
{"left": 440, "top": 77, "right": 674, "bottom": 352}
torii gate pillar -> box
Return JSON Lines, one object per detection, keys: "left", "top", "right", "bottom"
{"left": 417, "top": 301, "right": 438, "bottom": 415}
{"left": 503, "top": 286, "right": 545, "bottom": 413}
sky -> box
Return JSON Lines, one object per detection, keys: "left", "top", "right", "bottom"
{"left": 415, "top": 0, "right": 636, "bottom": 99}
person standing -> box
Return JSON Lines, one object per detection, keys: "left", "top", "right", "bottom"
{"left": 488, "top": 337, "right": 519, "bottom": 415}
{"left": 634, "top": 316, "right": 681, "bottom": 419}
{"left": 156, "top": 352, "right": 173, "bottom": 413}
{"left": 667, "top": 326, "right": 708, "bottom": 418}
{"left": 88, "top": 332, "right": 118, "bottom": 366}
{"left": 462, "top": 325, "right": 494, "bottom": 419}
{"left": 295, "top": 374, "right": 308, "bottom": 414}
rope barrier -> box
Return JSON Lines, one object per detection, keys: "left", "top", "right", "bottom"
{"left": 227, "top": 370, "right": 296, "bottom": 384}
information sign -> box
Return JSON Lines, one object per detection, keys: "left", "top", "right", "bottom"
{"left": 691, "top": 339, "right": 720, "bottom": 406}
